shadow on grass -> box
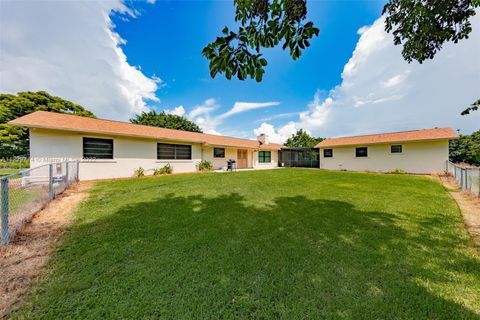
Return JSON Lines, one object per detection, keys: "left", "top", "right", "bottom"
{"left": 19, "top": 193, "right": 480, "bottom": 319}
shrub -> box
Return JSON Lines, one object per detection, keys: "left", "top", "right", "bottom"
{"left": 0, "top": 158, "right": 29, "bottom": 169}
{"left": 197, "top": 160, "right": 213, "bottom": 172}
{"left": 133, "top": 167, "right": 145, "bottom": 177}
{"left": 154, "top": 164, "right": 173, "bottom": 175}
{"left": 388, "top": 168, "right": 406, "bottom": 174}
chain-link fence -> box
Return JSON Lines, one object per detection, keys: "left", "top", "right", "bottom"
{"left": 1, "top": 161, "right": 79, "bottom": 244}
{"left": 446, "top": 161, "right": 480, "bottom": 197}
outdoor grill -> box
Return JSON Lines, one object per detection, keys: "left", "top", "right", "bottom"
{"left": 227, "top": 159, "right": 236, "bottom": 171}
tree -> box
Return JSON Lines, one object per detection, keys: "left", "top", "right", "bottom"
{"left": 449, "top": 129, "right": 480, "bottom": 166}
{"left": 284, "top": 129, "right": 323, "bottom": 148}
{"left": 204, "top": 0, "right": 478, "bottom": 82}
{"left": 0, "top": 91, "right": 95, "bottom": 158}
{"left": 130, "top": 110, "right": 203, "bottom": 133}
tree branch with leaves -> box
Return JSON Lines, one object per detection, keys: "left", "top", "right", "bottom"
{"left": 461, "top": 98, "right": 479, "bottom": 115}
{"left": 202, "top": 0, "right": 319, "bottom": 82}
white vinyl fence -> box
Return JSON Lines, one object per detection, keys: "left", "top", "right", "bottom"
{"left": 1, "top": 161, "right": 79, "bottom": 244}
{"left": 446, "top": 161, "right": 480, "bottom": 197}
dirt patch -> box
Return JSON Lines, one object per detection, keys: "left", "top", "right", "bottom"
{"left": 438, "top": 175, "right": 480, "bottom": 247}
{"left": 0, "top": 181, "right": 91, "bottom": 318}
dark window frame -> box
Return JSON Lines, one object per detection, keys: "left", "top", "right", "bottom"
{"left": 391, "top": 145, "right": 403, "bottom": 154}
{"left": 355, "top": 147, "right": 368, "bottom": 158}
{"left": 258, "top": 151, "right": 271, "bottom": 163}
{"left": 83, "top": 137, "right": 114, "bottom": 160}
{"left": 213, "top": 147, "right": 225, "bottom": 158}
{"left": 323, "top": 149, "right": 333, "bottom": 158}
{"left": 157, "top": 143, "right": 192, "bottom": 160}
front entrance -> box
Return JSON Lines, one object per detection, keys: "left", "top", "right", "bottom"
{"left": 237, "top": 149, "right": 248, "bottom": 169}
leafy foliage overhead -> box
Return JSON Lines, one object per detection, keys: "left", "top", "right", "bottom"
{"left": 130, "top": 110, "right": 203, "bottom": 133}
{"left": 461, "top": 98, "right": 479, "bottom": 115}
{"left": 0, "top": 91, "right": 95, "bottom": 158}
{"left": 284, "top": 129, "right": 323, "bottom": 148}
{"left": 205, "top": 0, "right": 478, "bottom": 83}
{"left": 383, "top": 0, "right": 478, "bottom": 64}
{"left": 449, "top": 129, "right": 480, "bottom": 166}
{"left": 202, "top": 0, "right": 319, "bottom": 82}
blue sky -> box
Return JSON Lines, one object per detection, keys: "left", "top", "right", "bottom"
{"left": 112, "top": 1, "right": 385, "bottom": 137}
{"left": 1, "top": 1, "right": 478, "bottom": 141}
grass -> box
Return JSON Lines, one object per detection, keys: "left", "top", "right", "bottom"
{"left": 0, "top": 168, "right": 20, "bottom": 176}
{"left": 0, "top": 158, "right": 29, "bottom": 170}
{"left": 14, "top": 169, "right": 480, "bottom": 319}
{"left": 8, "top": 186, "right": 46, "bottom": 216}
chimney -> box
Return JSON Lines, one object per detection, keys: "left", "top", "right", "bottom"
{"left": 257, "top": 133, "right": 269, "bottom": 145}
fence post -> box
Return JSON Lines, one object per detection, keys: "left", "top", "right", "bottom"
{"left": 460, "top": 168, "right": 463, "bottom": 190}
{"left": 48, "top": 163, "right": 53, "bottom": 201}
{"left": 1, "top": 177, "right": 9, "bottom": 245}
{"left": 66, "top": 162, "right": 69, "bottom": 185}
{"left": 76, "top": 160, "right": 80, "bottom": 182}
{"left": 466, "top": 168, "right": 470, "bottom": 193}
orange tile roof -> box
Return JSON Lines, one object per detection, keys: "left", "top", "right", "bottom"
{"left": 316, "top": 128, "right": 458, "bottom": 148}
{"left": 9, "top": 111, "right": 283, "bottom": 150}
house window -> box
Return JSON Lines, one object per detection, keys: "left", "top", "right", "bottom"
{"left": 258, "top": 151, "right": 271, "bottom": 163}
{"left": 213, "top": 148, "right": 225, "bottom": 158}
{"left": 355, "top": 147, "right": 368, "bottom": 157}
{"left": 157, "top": 143, "right": 192, "bottom": 160}
{"left": 391, "top": 145, "right": 403, "bottom": 153}
{"left": 323, "top": 149, "right": 333, "bottom": 158}
{"left": 83, "top": 137, "right": 113, "bottom": 159}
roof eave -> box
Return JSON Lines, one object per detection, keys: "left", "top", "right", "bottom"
{"left": 317, "top": 136, "right": 458, "bottom": 148}
{"left": 12, "top": 123, "right": 284, "bottom": 150}
{"left": 15, "top": 123, "right": 210, "bottom": 145}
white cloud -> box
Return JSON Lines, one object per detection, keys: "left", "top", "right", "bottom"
{"left": 188, "top": 98, "right": 218, "bottom": 119}
{"left": 187, "top": 98, "right": 221, "bottom": 134}
{"left": 0, "top": 1, "right": 160, "bottom": 121}
{"left": 188, "top": 99, "right": 280, "bottom": 135}
{"left": 218, "top": 101, "right": 280, "bottom": 119}
{"left": 256, "top": 112, "right": 300, "bottom": 123}
{"left": 357, "top": 25, "right": 370, "bottom": 35}
{"left": 253, "top": 122, "right": 298, "bottom": 144}
{"left": 298, "top": 91, "right": 331, "bottom": 128}
{"left": 258, "top": 14, "right": 480, "bottom": 141}
{"left": 382, "top": 72, "right": 409, "bottom": 88}
{"left": 164, "top": 105, "right": 185, "bottom": 116}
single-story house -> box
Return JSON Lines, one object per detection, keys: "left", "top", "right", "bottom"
{"left": 315, "top": 128, "right": 459, "bottom": 174}
{"left": 9, "top": 111, "right": 282, "bottom": 180}
{"left": 10, "top": 111, "right": 459, "bottom": 179}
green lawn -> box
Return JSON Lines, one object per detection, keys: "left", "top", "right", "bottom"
{"left": 0, "top": 168, "right": 20, "bottom": 176}
{"left": 15, "top": 169, "right": 480, "bottom": 319}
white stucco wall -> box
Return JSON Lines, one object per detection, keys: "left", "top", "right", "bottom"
{"left": 201, "top": 147, "right": 275, "bottom": 170}
{"left": 30, "top": 129, "right": 202, "bottom": 180}
{"left": 202, "top": 147, "right": 247, "bottom": 170}
{"left": 252, "top": 149, "right": 279, "bottom": 170}
{"left": 29, "top": 129, "right": 279, "bottom": 180}
{"left": 319, "top": 140, "right": 449, "bottom": 174}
